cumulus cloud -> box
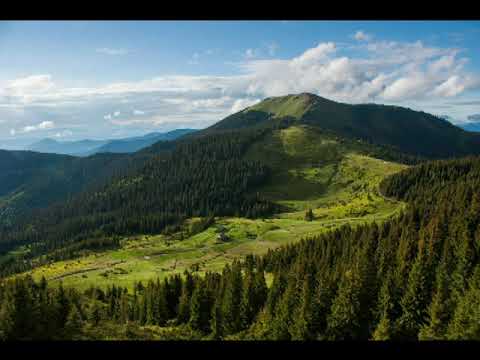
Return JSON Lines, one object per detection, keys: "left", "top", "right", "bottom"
{"left": 96, "top": 48, "right": 129, "bottom": 56}
{"left": 188, "top": 52, "right": 200, "bottom": 65}
{"left": 354, "top": 30, "right": 373, "bottom": 42}
{"left": 54, "top": 130, "right": 73, "bottom": 138}
{"left": 10, "top": 120, "right": 55, "bottom": 134}
{"left": 230, "top": 98, "right": 261, "bottom": 113}
{"left": 267, "top": 42, "right": 279, "bottom": 56}
{"left": 467, "top": 114, "right": 480, "bottom": 122}
{"left": 245, "top": 48, "right": 258, "bottom": 59}
{"left": 2, "top": 37, "right": 480, "bottom": 138}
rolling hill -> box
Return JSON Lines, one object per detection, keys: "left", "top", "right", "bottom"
{"left": 211, "top": 93, "right": 480, "bottom": 158}
{"left": 2, "top": 92, "right": 480, "bottom": 278}
{"left": 3, "top": 93, "right": 480, "bottom": 341}
{"left": 0, "top": 150, "right": 128, "bottom": 226}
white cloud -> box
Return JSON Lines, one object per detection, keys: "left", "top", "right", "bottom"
{"left": 2, "top": 75, "right": 55, "bottom": 103}
{"left": 188, "top": 52, "right": 200, "bottom": 65}
{"left": 291, "top": 42, "right": 336, "bottom": 68}
{"left": 96, "top": 48, "right": 129, "bottom": 56}
{"left": 54, "top": 130, "right": 73, "bottom": 138}
{"left": 245, "top": 49, "right": 257, "bottom": 59}
{"left": 267, "top": 42, "right": 279, "bottom": 56}
{"left": 1, "top": 37, "right": 479, "bottom": 137}
{"left": 231, "top": 98, "right": 261, "bottom": 113}
{"left": 353, "top": 30, "right": 373, "bottom": 42}
{"left": 10, "top": 120, "right": 55, "bottom": 135}
{"left": 433, "top": 75, "right": 466, "bottom": 97}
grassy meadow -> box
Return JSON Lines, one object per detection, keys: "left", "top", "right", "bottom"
{"left": 13, "top": 125, "right": 407, "bottom": 290}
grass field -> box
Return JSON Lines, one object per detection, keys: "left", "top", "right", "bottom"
{"left": 13, "top": 125, "right": 407, "bottom": 291}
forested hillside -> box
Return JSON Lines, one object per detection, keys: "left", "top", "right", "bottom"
{"left": 212, "top": 93, "right": 480, "bottom": 159}
{"left": 0, "top": 128, "right": 275, "bottom": 274}
{"left": 1, "top": 156, "right": 479, "bottom": 340}
{"left": 0, "top": 150, "right": 129, "bottom": 225}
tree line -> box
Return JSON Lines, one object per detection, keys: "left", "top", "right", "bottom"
{"left": 2, "top": 156, "right": 480, "bottom": 340}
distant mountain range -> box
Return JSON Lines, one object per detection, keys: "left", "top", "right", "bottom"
{"left": 458, "top": 115, "right": 480, "bottom": 132}
{"left": 459, "top": 122, "right": 480, "bottom": 132}
{"left": 438, "top": 114, "right": 480, "bottom": 133}
{"left": 27, "top": 129, "right": 197, "bottom": 156}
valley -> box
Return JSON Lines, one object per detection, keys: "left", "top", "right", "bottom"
{"left": 3, "top": 93, "right": 479, "bottom": 341}
{"left": 14, "top": 126, "right": 407, "bottom": 291}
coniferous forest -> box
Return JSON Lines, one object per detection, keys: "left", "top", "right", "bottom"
{"left": 1, "top": 155, "right": 479, "bottom": 340}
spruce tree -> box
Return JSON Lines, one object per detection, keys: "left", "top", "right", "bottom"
{"left": 397, "top": 250, "right": 429, "bottom": 339}
{"left": 446, "top": 266, "right": 480, "bottom": 340}
{"left": 418, "top": 261, "right": 451, "bottom": 340}
{"left": 210, "top": 297, "right": 224, "bottom": 340}
{"left": 65, "top": 305, "right": 83, "bottom": 339}
{"left": 326, "top": 270, "right": 362, "bottom": 340}
{"left": 221, "top": 262, "right": 243, "bottom": 335}
{"left": 290, "top": 274, "right": 315, "bottom": 340}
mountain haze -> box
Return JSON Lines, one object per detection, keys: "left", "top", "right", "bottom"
{"left": 28, "top": 129, "right": 196, "bottom": 156}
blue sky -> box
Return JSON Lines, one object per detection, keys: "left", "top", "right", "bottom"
{"left": 1, "top": 21, "right": 480, "bottom": 147}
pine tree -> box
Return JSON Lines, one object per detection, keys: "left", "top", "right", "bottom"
{"left": 305, "top": 209, "right": 314, "bottom": 222}
{"left": 311, "top": 274, "right": 336, "bottom": 339}
{"left": 189, "top": 281, "right": 210, "bottom": 333}
{"left": 397, "top": 250, "right": 429, "bottom": 339}
{"left": 119, "top": 291, "right": 130, "bottom": 324}
{"left": 418, "top": 261, "right": 451, "bottom": 340}
{"left": 371, "top": 271, "right": 396, "bottom": 340}
{"left": 253, "top": 269, "right": 268, "bottom": 317}
{"left": 0, "top": 292, "right": 14, "bottom": 340}
{"left": 177, "top": 272, "right": 194, "bottom": 324}
{"left": 446, "top": 266, "right": 480, "bottom": 340}
{"left": 271, "top": 273, "right": 299, "bottom": 340}
{"left": 88, "top": 301, "right": 102, "bottom": 326}
{"left": 326, "top": 269, "right": 362, "bottom": 340}
{"left": 240, "top": 266, "right": 256, "bottom": 329}
{"left": 210, "top": 297, "right": 224, "bottom": 340}
{"left": 221, "top": 262, "right": 243, "bottom": 335}
{"left": 65, "top": 305, "right": 83, "bottom": 339}
{"left": 290, "top": 274, "right": 315, "bottom": 340}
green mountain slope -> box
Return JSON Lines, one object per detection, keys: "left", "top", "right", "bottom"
{"left": 1, "top": 124, "right": 407, "bottom": 282}
{"left": 0, "top": 150, "right": 130, "bottom": 225}
{"left": 11, "top": 125, "right": 407, "bottom": 291}
{"left": 211, "top": 93, "right": 480, "bottom": 158}
{"left": 3, "top": 92, "right": 476, "bottom": 279}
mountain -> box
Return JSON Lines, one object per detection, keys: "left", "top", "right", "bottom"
{"left": 211, "top": 93, "right": 480, "bottom": 158}
{"left": 0, "top": 150, "right": 132, "bottom": 226}
{"left": 27, "top": 138, "right": 109, "bottom": 155}
{"left": 2, "top": 93, "right": 480, "bottom": 341}
{"left": 460, "top": 122, "right": 480, "bottom": 132}
{"left": 27, "top": 129, "right": 197, "bottom": 156}
{"left": 84, "top": 128, "right": 196, "bottom": 155}
{"left": 458, "top": 115, "right": 480, "bottom": 132}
